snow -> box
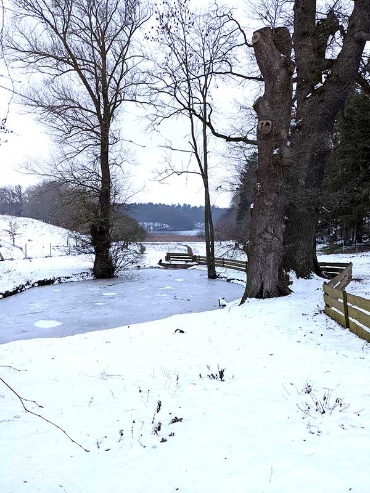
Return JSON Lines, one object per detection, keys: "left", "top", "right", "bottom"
{"left": 33, "top": 320, "right": 62, "bottom": 329}
{"left": 1, "top": 216, "right": 370, "bottom": 492}
{"left": 0, "top": 215, "right": 82, "bottom": 260}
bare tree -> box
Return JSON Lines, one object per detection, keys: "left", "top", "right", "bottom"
{"left": 5, "top": 0, "right": 149, "bottom": 278}
{"left": 149, "top": 0, "right": 247, "bottom": 278}
{"left": 4, "top": 217, "right": 19, "bottom": 246}
{"left": 241, "top": 0, "right": 370, "bottom": 298}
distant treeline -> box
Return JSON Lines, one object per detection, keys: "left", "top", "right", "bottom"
{"left": 122, "top": 203, "right": 228, "bottom": 231}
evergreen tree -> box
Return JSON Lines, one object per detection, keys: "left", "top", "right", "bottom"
{"left": 215, "top": 152, "right": 257, "bottom": 244}
{"left": 321, "top": 90, "right": 370, "bottom": 244}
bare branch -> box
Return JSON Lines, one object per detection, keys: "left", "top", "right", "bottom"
{"left": 0, "top": 365, "right": 27, "bottom": 372}
{"left": 158, "top": 143, "right": 193, "bottom": 153}
{"left": 0, "top": 377, "right": 90, "bottom": 452}
{"left": 226, "top": 13, "right": 254, "bottom": 48}
{"left": 202, "top": 112, "right": 257, "bottom": 145}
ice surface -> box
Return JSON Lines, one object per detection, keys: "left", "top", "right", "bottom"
{"left": 0, "top": 268, "right": 243, "bottom": 344}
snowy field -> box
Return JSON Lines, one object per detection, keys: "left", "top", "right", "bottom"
{"left": 1, "top": 215, "right": 370, "bottom": 493}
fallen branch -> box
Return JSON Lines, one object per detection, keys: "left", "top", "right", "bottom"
{"left": 0, "top": 377, "right": 90, "bottom": 452}
{"left": 0, "top": 365, "right": 27, "bottom": 372}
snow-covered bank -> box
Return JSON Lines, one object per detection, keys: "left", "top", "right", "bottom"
{"left": 1, "top": 216, "right": 370, "bottom": 492}
{"left": 1, "top": 270, "right": 370, "bottom": 493}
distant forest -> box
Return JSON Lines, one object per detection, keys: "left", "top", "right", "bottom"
{"left": 123, "top": 203, "right": 228, "bottom": 231}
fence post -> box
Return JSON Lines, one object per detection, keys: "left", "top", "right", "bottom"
{"left": 343, "top": 290, "right": 350, "bottom": 328}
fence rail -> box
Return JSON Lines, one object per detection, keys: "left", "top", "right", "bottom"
{"left": 194, "top": 255, "right": 247, "bottom": 273}
{"left": 163, "top": 254, "right": 369, "bottom": 341}
{"left": 319, "top": 261, "right": 352, "bottom": 289}
{"left": 321, "top": 261, "right": 370, "bottom": 343}
{"left": 162, "top": 252, "right": 247, "bottom": 273}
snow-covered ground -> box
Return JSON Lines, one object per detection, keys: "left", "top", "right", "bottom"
{"left": 1, "top": 216, "right": 370, "bottom": 493}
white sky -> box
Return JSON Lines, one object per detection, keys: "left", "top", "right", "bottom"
{"left": 0, "top": 100, "right": 234, "bottom": 207}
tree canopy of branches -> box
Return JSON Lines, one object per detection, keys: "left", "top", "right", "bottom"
{"left": 23, "top": 180, "right": 93, "bottom": 230}
{"left": 6, "top": 0, "right": 149, "bottom": 278}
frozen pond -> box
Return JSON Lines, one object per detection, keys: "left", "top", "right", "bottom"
{"left": 0, "top": 268, "right": 244, "bottom": 344}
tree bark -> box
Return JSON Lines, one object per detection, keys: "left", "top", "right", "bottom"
{"left": 241, "top": 27, "right": 293, "bottom": 300}
{"left": 283, "top": 126, "right": 331, "bottom": 277}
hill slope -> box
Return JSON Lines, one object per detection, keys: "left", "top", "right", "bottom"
{"left": 0, "top": 215, "right": 82, "bottom": 260}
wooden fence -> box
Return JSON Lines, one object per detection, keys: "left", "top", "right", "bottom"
{"left": 194, "top": 255, "right": 247, "bottom": 273}
{"left": 163, "top": 254, "right": 370, "bottom": 342}
{"left": 321, "top": 261, "right": 370, "bottom": 343}
{"left": 162, "top": 253, "right": 247, "bottom": 273}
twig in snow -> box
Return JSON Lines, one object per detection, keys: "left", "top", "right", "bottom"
{"left": 0, "top": 377, "right": 90, "bottom": 452}
{"left": 269, "top": 465, "right": 274, "bottom": 483}
{"left": 152, "top": 399, "right": 162, "bottom": 424}
{"left": 1, "top": 378, "right": 44, "bottom": 408}
{"left": 0, "top": 365, "right": 27, "bottom": 372}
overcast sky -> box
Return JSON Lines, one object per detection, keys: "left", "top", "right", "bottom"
{"left": 0, "top": 96, "right": 235, "bottom": 207}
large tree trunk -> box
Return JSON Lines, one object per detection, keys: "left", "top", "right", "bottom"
{"left": 283, "top": 0, "right": 370, "bottom": 277}
{"left": 283, "top": 127, "right": 331, "bottom": 277}
{"left": 91, "top": 131, "right": 114, "bottom": 279}
{"left": 91, "top": 221, "right": 114, "bottom": 278}
{"left": 241, "top": 27, "right": 293, "bottom": 301}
